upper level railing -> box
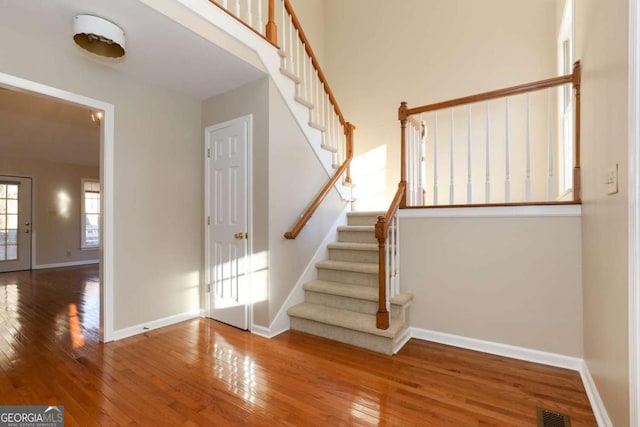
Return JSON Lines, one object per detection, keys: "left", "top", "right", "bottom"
{"left": 208, "top": 0, "right": 354, "bottom": 239}
{"left": 374, "top": 62, "right": 582, "bottom": 329}
{"left": 401, "top": 61, "right": 582, "bottom": 207}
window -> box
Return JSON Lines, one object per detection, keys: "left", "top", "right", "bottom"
{"left": 81, "top": 179, "right": 100, "bottom": 248}
{"left": 558, "top": 0, "right": 575, "bottom": 198}
{"left": 0, "top": 183, "right": 19, "bottom": 261}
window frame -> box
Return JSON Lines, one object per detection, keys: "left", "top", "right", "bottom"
{"left": 81, "top": 178, "right": 100, "bottom": 249}
{"left": 557, "top": 0, "right": 575, "bottom": 199}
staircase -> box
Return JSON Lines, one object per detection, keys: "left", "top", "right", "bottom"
{"left": 287, "top": 211, "right": 414, "bottom": 355}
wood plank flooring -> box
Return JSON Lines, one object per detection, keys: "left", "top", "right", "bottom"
{"left": 0, "top": 265, "right": 596, "bottom": 426}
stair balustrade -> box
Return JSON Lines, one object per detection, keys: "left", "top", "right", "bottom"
{"left": 209, "top": 0, "right": 355, "bottom": 239}
{"left": 399, "top": 61, "right": 582, "bottom": 208}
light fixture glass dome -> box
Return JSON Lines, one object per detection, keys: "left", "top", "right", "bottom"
{"left": 74, "top": 15, "right": 125, "bottom": 58}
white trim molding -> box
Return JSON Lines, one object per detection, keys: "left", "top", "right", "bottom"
{"left": 111, "top": 310, "right": 201, "bottom": 341}
{"left": 580, "top": 361, "right": 614, "bottom": 427}
{"left": 33, "top": 260, "right": 99, "bottom": 270}
{"left": 410, "top": 327, "right": 583, "bottom": 371}
{"left": 0, "top": 71, "right": 115, "bottom": 343}
{"left": 400, "top": 204, "right": 581, "bottom": 219}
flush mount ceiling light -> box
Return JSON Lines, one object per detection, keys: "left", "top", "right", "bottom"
{"left": 74, "top": 15, "right": 125, "bottom": 58}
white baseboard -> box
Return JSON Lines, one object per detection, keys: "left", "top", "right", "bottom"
{"left": 250, "top": 324, "right": 283, "bottom": 339}
{"left": 579, "top": 361, "right": 613, "bottom": 427}
{"left": 110, "top": 310, "right": 201, "bottom": 341}
{"left": 410, "top": 327, "right": 583, "bottom": 371}
{"left": 255, "top": 205, "right": 350, "bottom": 338}
{"left": 393, "top": 327, "right": 412, "bottom": 354}
{"left": 33, "top": 259, "right": 99, "bottom": 270}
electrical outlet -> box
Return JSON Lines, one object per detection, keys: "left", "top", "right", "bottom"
{"left": 606, "top": 164, "right": 619, "bottom": 195}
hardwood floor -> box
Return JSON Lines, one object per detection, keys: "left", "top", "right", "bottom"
{"left": 0, "top": 266, "right": 596, "bottom": 426}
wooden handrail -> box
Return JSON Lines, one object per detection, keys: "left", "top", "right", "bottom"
{"left": 405, "top": 74, "right": 574, "bottom": 117}
{"left": 374, "top": 182, "right": 406, "bottom": 329}
{"left": 283, "top": 0, "right": 346, "bottom": 127}
{"left": 284, "top": 124, "right": 355, "bottom": 239}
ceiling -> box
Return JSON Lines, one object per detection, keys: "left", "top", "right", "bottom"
{"left": 0, "top": 0, "right": 266, "bottom": 167}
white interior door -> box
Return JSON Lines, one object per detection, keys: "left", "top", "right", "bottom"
{"left": 0, "top": 176, "right": 32, "bottom": 272}
{"left": 205, "top": 116, "right": 250, "bottom": 330}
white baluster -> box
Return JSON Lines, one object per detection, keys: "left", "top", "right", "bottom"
{"left": 525, "top": 93, "right": 532, "bottom": 202}
{"left": 257, "top": 0, "right": 263, "bottom": 34}
{"left": 433, "top": 111, "right": 439, "bottom": 205}
{"left": 297, "top": 44, "right": 306, "bottom": 100}
{"left": 505, "top": 98, "right": 511, "bottom": 202}
{"left": 234, "top": 0, "right": 240, "bottom": 17}
{"left": 288, "top": 17, "right": 294, "bottom": 72}
{"left": 246, "top": 0, "right": 252, "bottom": 28}
{"left": 419, "top": 114, "right": 426, "bottom": 205}
{"left": 221, "top": 0, "right": 228, "bottom": 9}
{"left": 547, "top": 89, "right": 554, "bottom": 200}
{"left": 394, "top": 214, "right": 400, "bottom": 295}
{"left": 295, "top": 31, "right": 304, "bottom": 80}
{"left": 307, "top": 56, "right": 313, "bottom": 104}
{"left": 449, "top": 109, "right": 455, "bottom": 204}
{"left": 485, "top": 101, "right": 491, "bottom": 203}
{"left": 467, "top": 105, "right": 472, "bottom": 204}
{"left": 386, "top": 225, "right": 391, "bottom": 311}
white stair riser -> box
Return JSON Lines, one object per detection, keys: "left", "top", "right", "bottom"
{"left": 328, "top": 248, "right": 378, "bottom": 264}
{"left": 338, "top": 230, "right": 377, "bottom": 244}
{"left": 305, "top": 290, "right": 409, "bottom": 320}
{"left": 317, "top": 268, "right": 377, "bottom": 287}
{"left": 290, "top": 317, "right": 394, "bottom": 355}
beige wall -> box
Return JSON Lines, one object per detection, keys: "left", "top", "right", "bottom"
{"left": 323, "top": 0, "right": 558, "bottom": 208}
{"left": 575, "top": 0, "right": 630, "bottom": 425}
{"left": 401, "top": 213, "right": 583, "bottom": 357}
{"left": 0, "top": 157, "right": 99, "bottom": 266}
{"left": 0, "top": 24, "right": 202, "bottom": 331}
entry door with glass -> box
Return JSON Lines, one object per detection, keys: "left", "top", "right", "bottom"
{"left": 0, "top": 176, "right": 32, "bottom": 272}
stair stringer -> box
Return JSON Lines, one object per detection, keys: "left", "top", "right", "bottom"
{"left": 156, "top": 0, "right": 351, "bottom": 200}
{"left": 251, "top": 204, "right": 350, "bottom": 338}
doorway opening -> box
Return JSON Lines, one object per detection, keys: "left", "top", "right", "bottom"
{"left": 0, "top": 71, "right": 114, "bottom": 342}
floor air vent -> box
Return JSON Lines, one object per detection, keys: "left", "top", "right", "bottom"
{"left": 537, "top": 407, "right": 572, "bottom": 427}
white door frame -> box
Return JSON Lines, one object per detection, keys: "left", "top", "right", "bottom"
{"left": 0, "top": 71, "right": 115, "bottom": 342}
{"left": 629, "top": 0, "right": 640, "bottom": 424}
{"left": 204, "top": 114, "right": 253, "bottom": 329}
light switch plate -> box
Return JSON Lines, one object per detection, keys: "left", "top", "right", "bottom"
{"left": 607, "top": 164, "right": 619, "bottom": 195}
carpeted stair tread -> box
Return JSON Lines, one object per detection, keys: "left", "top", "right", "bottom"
{"left": 304, "top": 280, "right": 414, "bottom": 306}
{"left": 287, "top": 302, "right": 405, "bottom": 338}
{"left": 327, "top": 242, "right": 378, "bottom": 251}
{"left": 315, "top": 260, "right": 378, "bottom": 274}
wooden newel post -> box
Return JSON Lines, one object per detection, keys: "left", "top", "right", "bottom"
{"left": 265, "top": 0, "right": 278, "bottom": 45}
{"left": 399, "top": 102, "right": 408, "bottom": 208}
{"left": 345, "top": 122, "right": 355, "bottom": 184}
{"left": 375, "top": 216, "right": 390, "bottom": 330}
{"left": 572, "top": 61, "right": 581, "bottom": 202}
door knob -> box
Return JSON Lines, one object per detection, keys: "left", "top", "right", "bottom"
{"left": 234, "top": 232, "right": 244, "bottom": 239}
{"left": 25, "top": 229, "right": 30, "bottom": 234}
